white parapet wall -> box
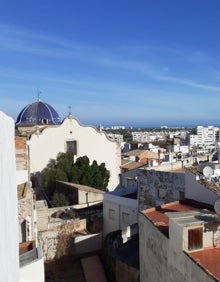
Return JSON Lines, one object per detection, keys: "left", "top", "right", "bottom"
{"left": 0, "top": 111, "right": 19, "bottom": 282}
{"left": 19, "top": 247, "right": 44, "bottom": 282}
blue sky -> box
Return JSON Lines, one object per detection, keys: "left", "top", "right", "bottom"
{"left": 1, "top": 1, "right": 220, "bottom": 127}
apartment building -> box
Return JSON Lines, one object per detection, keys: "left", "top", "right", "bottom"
{"left": 190, "top": 125, "right": 219, "bottom": 148}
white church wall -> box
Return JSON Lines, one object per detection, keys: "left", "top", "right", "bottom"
{"left": 0, "top": 111, "right": 19, "bottom": 282}
{"left": 29, "top": 117, "right": 121, "bottom": 191}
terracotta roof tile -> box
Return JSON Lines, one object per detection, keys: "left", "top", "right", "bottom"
{"left": 122, "top": 149, "right": 158, "bottom": 159}
{"left": 121, "top": 161, "right": 144, "bottom": 170}
{"left": 19, "top": 241, "right": 35, "bottom": 255}
{"left": 142, "top": 199, "right": 219, "bottom": 280}
{"left": 188, "top": 247, "right": 220, "bottom": 281}
{"left": 141, "top": 199, "right": 214, "bottom": 237}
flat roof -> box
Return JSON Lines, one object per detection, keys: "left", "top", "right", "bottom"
{"left": 167, "top": 209, "right": 218, "bottom": 226}
{"left": 57, "top": 181, "right": 105, "bottom": 194}
{"left": 141, "top": 199, "right": 220, "bottom": 281}
{"left": 188, "top": 248, "right": 220, "bottom": 281}
{"left": 141, "top": 200, "right": 200, "bottom": 236}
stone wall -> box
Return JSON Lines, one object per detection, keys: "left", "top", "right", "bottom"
{"left": 138, "top": 169, "right": 185, "bottom": 210}
{"left": 48, "top": 204, "right": 103, "bottom": 233}
{"left": 38, "top": 219, "right": 87, "bottom": 260}
{"left": 15, "top": 135, "right": 27, "bottom": 170}
{"left": 37, "top": 200, "right": 103, "bottom": 260}
{"left": 121, "top": 168, "right": 185, "bottom": 211}
{"left": 18, "top": 187, "right": 35, "bottom": 242}
{"left": 37, "top": 203, "right": 49, "bottom": 232}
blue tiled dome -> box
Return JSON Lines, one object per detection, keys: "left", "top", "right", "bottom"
{"left": 16, "top": 100, "right": 62, "bottom": 126}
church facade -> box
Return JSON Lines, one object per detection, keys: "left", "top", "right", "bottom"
{"left": 16, "top": 99, "right": 121, "bottom": 191}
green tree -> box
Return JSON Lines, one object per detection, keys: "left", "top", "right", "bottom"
{"left": 41, "top": 166, "right": 57, "bottom": 196}
{"left": 74, "top": 156, "right": 92, "bottom": 186}
{"left": 41, "top": 153, "right": 110, "bottom": 198}
{"left": 52, "top": 193, "right": 69, "bottom": 207}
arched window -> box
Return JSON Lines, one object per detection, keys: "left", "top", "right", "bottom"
{"left": 42, "top": 119, "right": 48, "bottom": 124}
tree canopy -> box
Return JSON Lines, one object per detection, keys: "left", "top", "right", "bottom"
{"left": 41, "top": 152, "right": 110, "bottom": 198}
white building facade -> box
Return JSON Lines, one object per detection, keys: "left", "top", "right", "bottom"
{"left": 29, "top": 116, "right": 121, "bottom": 191}
{"left": 0, "top": 111, "right": 19, "bottom": 282}
{"left": 139, "top": 207, "right": 218, "bottom": 282}
{"left": 103, "top": 189, "right": 138, "bottom": 237}
{"left": 190, "top": 125, "right": 219, "bottom": 148}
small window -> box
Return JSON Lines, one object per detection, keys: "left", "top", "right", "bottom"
{"left": 188, "top": 227, "right": 203, "bottom": 251}
{"left": 122, "top": 212, "right": 129, "bottom": 224}
{"left": 42, "top": 119, "right": 48, "bottom": 124}
{"left": 66, "top": 140, "right": 77, "bottom": 155}
{"left": 158, "top": 188, "right": 166, "bottom": 199}
{"left": 109, "top": 209, "right": 115, "bottom": 220}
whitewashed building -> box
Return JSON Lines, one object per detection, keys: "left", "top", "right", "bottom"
{"left": 0, "top": 111, "right": 19, "bottom": 282}
{"left": 16, "top": 99, "right": 121, "bottom": 191}
{"left": 139, "top": 162, "right": 220, "bottom": 282}
{"left": 103, "top": 187, "right": 138, "bottom": 238}
{"left": 139, "top": 201, "right": 220, "bottom": 282}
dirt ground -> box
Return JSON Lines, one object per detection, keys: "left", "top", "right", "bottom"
{"left": 45, "top": 255, "right": 86, "bottom": 282}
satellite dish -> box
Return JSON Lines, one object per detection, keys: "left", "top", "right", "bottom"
{"left": 203, "top": 166, "right": 213, "bottom": 179}
{"left": 214, "top": 198, "right": 220, "bottom": 215}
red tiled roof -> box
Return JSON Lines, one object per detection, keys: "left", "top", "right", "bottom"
{"left": 122, "top": 149, "right": 158, "bottom": 159}
{"left": 19, "top": 241, "right": 35, "bottom": 255}
{"left": 142, "top": 201, "right": 199, "bottom": 234}
{"left": 141, "top": 199, "right": 214, "bottom": 236}
{"left": 141, "top": 199, "right": 219, "bottom": 280}
{"left": 188, "top": 247, "right": 220, "bottom": 281}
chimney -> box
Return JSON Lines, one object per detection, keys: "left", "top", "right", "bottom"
{"left": 158, "top": 149, "right": 161, "bottom": 164}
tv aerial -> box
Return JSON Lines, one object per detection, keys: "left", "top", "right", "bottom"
{"left": 203, "top": 166, "right": 214, "bottom": 179}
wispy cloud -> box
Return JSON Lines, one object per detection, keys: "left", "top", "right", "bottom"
{"left": 1, "top": 22, "right": 220, "bottom": 95}
{"left": 0, "top": 23, "right": 91, "bottom": 59}
{"left": 142, "top": 69, "right": 220, "bottom": 92}
{"left": 96, "top": 55, "right": 220, "bottom": 92}
{"left": 1, "top": 21, "right": 220, "bottom": 126}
